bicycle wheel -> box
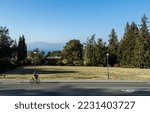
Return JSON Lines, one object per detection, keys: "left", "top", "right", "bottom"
{"left": 36, "top": 79, "right": 40, "bottom": 84}
{"left": 30, "top": 78, "right": 35, "bottom": 84}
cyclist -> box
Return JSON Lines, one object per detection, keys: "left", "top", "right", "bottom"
{"left": 33, "top": 72, "right": 39, "bottom": 80}
{"left": 30, "top": 72, "right": 40, "bottom": 84}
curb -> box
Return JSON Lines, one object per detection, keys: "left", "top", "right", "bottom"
{"left": 0, "top": 80, "right": 149, "bottom": 84}
{"left": 21, "top": 80, "right": 149, "bottom": 84}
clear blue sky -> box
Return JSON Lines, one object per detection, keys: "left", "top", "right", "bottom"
{"left": 0, "top": 0, "right": 150, "bottom": 43}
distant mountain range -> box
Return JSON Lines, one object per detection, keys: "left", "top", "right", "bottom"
{"left": 27, "top": 41, "right": 65, "bottom": 52}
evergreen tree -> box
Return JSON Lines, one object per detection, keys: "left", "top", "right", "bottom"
{"left": 84, "top": 34, "right": 97, "bottom": 66}
{"left": 0, "top": 26, "right": 13, "bottom": 72}
{"left": 107, "top": 28, "right": 119, "bottom": 66}
{"left": 134, "top": 15, "right": 150, "bottom": 68}
{"left": 118, "top": 22, "right": 139, "bottom": 67}
{"left": 0, "top": 26, "right": 13, "bottom": 58}
{"left": 124, "top": 22, "right": 130, "bottom": 34}
{"left": 17, "top": 35, "right": 27, "bottom": 62}
{"left": 95, "top": 38, "right": 106, "bottom": 66}
{"left": 117, "top": 23, "right": 129, "bottom": 66}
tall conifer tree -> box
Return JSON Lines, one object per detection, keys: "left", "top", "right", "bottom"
{"left": 107, "top": 28, "right": 119, "bottom": 66}
{"left": 84, "top": 34, "right": 97, "bottom": 66}
{"left": 118, "top": 22, "right": 139, "bottom": 67}
{"left": 134, "top": 15, "right": 150, "bottom": 68}
{"left": 17, "top": 35, "right": 27, "bottom": 61}
{"left": 95, "top": 38, "right": 106, "bottom": 66}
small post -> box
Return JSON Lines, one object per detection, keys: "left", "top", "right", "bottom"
{"left": 34, "top": 51, "right": 37, "bottom": 73}
{"left": 106, "top": 53, "right": 109, "bottom": 79}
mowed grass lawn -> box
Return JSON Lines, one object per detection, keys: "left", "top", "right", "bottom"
{"left": 1, "top": 66, "right": 150, "bottom": 80}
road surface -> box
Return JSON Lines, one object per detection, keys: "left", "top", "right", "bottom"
{"left": 0, "top": 80, "right": 150, "bottom": 96}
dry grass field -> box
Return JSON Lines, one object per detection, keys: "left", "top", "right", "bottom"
{"left": 1, "top": 66, "right": 150, "bottom": 80}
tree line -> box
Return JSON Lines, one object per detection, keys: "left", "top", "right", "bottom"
{"left": 62, "top": 15, "right": 150, "bottom": 68}
{"left": 0, "top": 26, "right": 27, "bottom": 72}
{"left": 0, "top": 15, "right": 150, "bottom": 73}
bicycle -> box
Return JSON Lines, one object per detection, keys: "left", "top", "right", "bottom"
{"left": 30, "top": 77, "right": 40, "bottom": 84}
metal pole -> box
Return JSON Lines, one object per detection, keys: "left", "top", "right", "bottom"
{"left": 107, "top": 53, "right": 109, "bottom": 79}
{"left": 34, "top": 58, "right": 36, "bottom": 73}
{"left": 34, "top": 51, "right": 37, "bottom": 73}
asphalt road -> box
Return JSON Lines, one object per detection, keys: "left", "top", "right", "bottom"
{"left": 0, "top": 80, "right": 150, "bottom": 96}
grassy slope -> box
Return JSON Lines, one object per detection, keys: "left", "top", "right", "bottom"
{"left": 1, "top": 66, "right": 150, "bottom": 80}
